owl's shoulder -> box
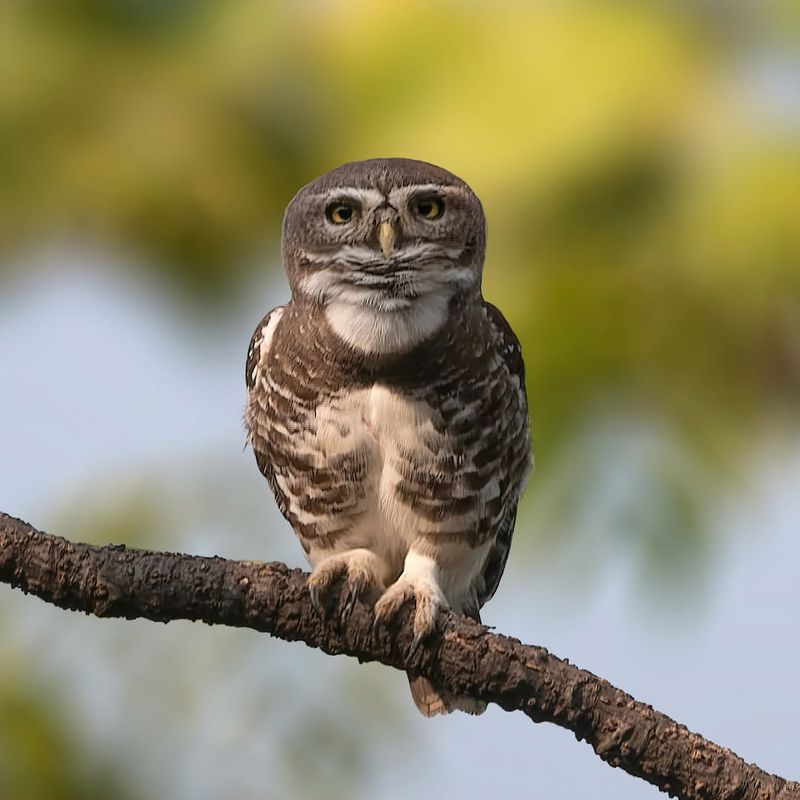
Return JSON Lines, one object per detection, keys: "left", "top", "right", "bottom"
{"left": 482, "top": 301, "right": 526, "bottom": 391}
{"left": 245, "top": 305, "right": 287, "bottom": 391}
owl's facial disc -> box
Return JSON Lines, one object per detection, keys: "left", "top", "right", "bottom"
{"left": 297, "top": 185, "right": 477, "bottom": 308}
{"left": 282, "top": 162, "right": 486, "bottom": 354}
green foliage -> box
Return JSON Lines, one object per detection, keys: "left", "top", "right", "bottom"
{"left": 0, "top": 669, "right": 138, "bottom": 800}
{"left": 1, "top": 2, "right": 796, "bottom": 431}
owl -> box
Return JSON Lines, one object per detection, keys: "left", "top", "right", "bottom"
{"left": 245, "top": 158, "right": 531, "bottom": 716}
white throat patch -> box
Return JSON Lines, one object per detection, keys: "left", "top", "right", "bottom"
{"left": 298, "top": 242, "right": 476, "bottom": 354}
{"left": 325, "top": 290, "right": 452, "bottom": 354}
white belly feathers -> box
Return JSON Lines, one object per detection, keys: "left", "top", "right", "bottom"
{"left": 301, "top": 385, "right": 439, "bottom": 568}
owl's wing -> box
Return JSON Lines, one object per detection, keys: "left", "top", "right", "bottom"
{"left": 474, "top": 302, "right": 530, "bottom": 614}
{"left": 245, "top": 306, "right": 287, "bottom": 492}
{"left": 474, "top": 504, "right": 518, "bottom": 616}
{"left": 246, "top": 307, "right": 284, "bottom": 392}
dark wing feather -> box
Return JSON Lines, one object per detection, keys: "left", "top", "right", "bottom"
{"left": 475, "top": 302, "right": 530, "bottom": 612}
{"left": 475, "top": 505, "right": 518, "bottom": 613}
{"left": 245, "top": 308, "right": 282, "bottom": 392}
{"left": 485, "top": 302, "right": 527, "bottom": 396}
{"left": 245, "top": 307, "right": 285, "bottom": 495}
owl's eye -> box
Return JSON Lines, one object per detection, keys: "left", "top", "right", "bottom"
{"left": 326, "top": 201, "right": 358, "bottom": 225}
{"left": 414, "top": 196, "right": 444, "bottom": 220}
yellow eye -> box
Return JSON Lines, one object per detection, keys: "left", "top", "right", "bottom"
{"left": 415, "top": 196, "right": 444, "bottom": 220}
{"left": 326, "top": 201, "right": 358, "bottom": 224}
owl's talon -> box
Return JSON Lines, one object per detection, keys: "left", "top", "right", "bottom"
{"left": 340, "top": 599, "right": 354, "bottom": 625}
{"left": 308, "top": 583, "right": 324, "bottom": 617}
{"left": 373, "top": 556, "right": 447, "bottom": 654}
{"left": 308, "top": 549, "right": 387, "bottom": 626}
{"left": 339, "top": 573, "right": 367, "bottom": 624}
{"left": 373, "top": 581, "right": 412, "bottom": 628}
{"left": 409, "top": 630, "right": 425, "bottom": 659}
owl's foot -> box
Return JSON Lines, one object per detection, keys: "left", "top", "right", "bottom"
{"left": 307, "top": 548, "right": 388, "bottom": 624}
{"left": 373, "top": 551, "right": 448, "bottom": 655}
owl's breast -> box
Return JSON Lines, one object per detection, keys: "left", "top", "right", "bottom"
{"left": 299, "top": 384, "right": 439, "bottom": 464}
{"left": 317, "top": 383, "right": 442, "bottom": 504}
{"left": 258, "top": 381, "right": 442, "bottom": 565}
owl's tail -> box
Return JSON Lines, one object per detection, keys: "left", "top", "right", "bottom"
{"left": 407, "top": 674, "right": 487, "bottom": 717}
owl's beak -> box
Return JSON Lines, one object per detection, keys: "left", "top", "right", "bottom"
{"left": 378, "top": 220, "right": 398, "bottom": 259}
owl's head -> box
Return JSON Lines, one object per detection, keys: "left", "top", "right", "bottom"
{"left": 281, "top": 158, "right": 487, "bottom": 354}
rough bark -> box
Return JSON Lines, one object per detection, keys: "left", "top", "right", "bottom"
{"left": 0, "top": 510, "right": 796, "bottom": 800}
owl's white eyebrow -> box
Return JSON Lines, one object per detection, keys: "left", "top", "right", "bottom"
{"left": 314, "top": 188, "right": 385, "bottom": 205}
{"left": 388, "top": 184, "right": 468, "bottom": 203}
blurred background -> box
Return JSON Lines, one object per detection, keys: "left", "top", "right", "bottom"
{"left": 1, "top": 1, "right": 798, "bottom": 797}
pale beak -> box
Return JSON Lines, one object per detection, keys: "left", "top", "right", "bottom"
{"left": 378, "top": 221, "right": 398, "bottom": 259}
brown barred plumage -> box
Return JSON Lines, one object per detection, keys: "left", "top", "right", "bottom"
{"left": 245, "top": 159, "right": 532, "bottom": 716}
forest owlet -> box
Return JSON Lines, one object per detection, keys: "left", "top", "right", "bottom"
{"left": 245, "top": 158, "right": 532, "bottom": 716}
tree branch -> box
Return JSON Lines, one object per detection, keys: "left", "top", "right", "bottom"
{"left": 0, "top": 511, "right": 796, "bottom": 800}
